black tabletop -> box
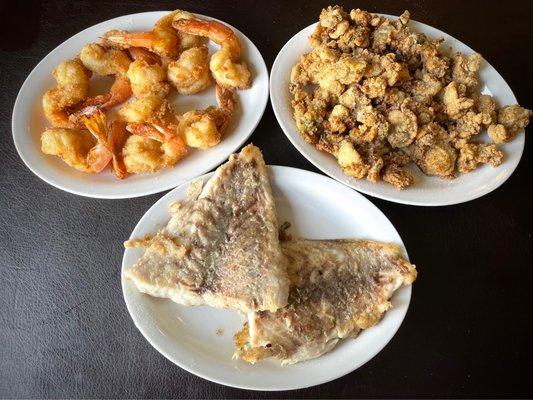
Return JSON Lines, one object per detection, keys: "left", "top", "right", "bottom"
{"left": 1, "top": 0, "right": 532, "bottom": 398}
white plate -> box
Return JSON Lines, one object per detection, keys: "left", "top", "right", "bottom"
{"left": 270, "top": 17, "right": 525, "bottom": 206}
{"left": 122, "top": 166, "right": 412, "bottom": 391}
{"left": 12, "top": 12, "right": 269, "bottom": 199}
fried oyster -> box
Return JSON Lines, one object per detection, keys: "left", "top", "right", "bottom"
{"left": 290, "top": 6, "right": 531, "bottom": 189}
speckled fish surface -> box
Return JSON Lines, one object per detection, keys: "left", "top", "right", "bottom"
{"left": 234, "top": 238, "right": 417, "bottom": 364}
{"left": 124, "top": 145, "right": 289, "bottom": 313}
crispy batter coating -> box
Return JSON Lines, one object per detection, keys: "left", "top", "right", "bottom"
{"left": 40, "top": 9, "right": 252, "bottom": 179}
{"left": 337, "top": 141, "right": 369, "bottom": 179}
{"left": 41, "top": 128, "right": 95, "bottom": 172}
{"left": 290, "top": 6, "right": 531, "bottom": 189}
{"left": 122, "top": 133, "right": 187, "bottom": 174}
{"left": 413, "top": 135, "right": 456, "bottom": 178}
{"left": 167, "top": 46, "right": 211, "bottom": 95}
{"left": 489, "top": 105, "right": 533, "bottom": 143}
{"left": 79, "top": 43, "right": 131, "bottom": 77}
{"left": 387, "top": 108, "right": 417, "bottom": 148}
{"left": 452, "top": 52, "right": 482, "bottom": 89}
{"left": 382, "top": 164, "right": 413, "bottom": 189}
{"left": 41, "top": 111, "right": 113, "bottom": 173}
{"left": 443, "top": 82, "right": 475, "bottom": 119}
{"left": 42, "top": 59, "right": 91, "bottom": 128}
{"left": 457, "top": 143, "right": 503, "bottom": 173}
{"left": 127, "top": 59, "right": 169, "bottom": 99}
{"left": 476, "top": 95, "right": 497, "bottom": 125}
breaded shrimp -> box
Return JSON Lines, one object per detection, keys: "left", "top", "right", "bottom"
{"left": 118, "top": 95, "right": 166, "bottom": 124}
{"left": 41, "top": 110, "right": 113, "bottom": 173}
{"left": 78, "top": 43, "right": 132, "bottom": 108}
{"left": 179, "top": 85, "right": 235, "bottom": 149}
{"left": 41, "top": 128, "right": 95, "bottom": 171}
{"left": 173, "top": 18, "right": 251, "bottom": 89}
{"left": 127, "top": 59, "right": 170, "bottom": 98}
{"left": 167, "top": 46, "right": 211, "bottom": 94}
{"left": 117, "top": 59, "right": 170, "bottom": 125}
{"left": 123, "top": 123, "right": 188, "bottom": 173}
{"left": 42, "top": 59, "right": 91, "bottom": 128}
{"left": 102, "top": 10, "right": 202, "bottom": 60}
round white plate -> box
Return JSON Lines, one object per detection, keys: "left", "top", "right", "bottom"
{"left": 12, "top": 12, "right": 269, "bottom": 199}
{"left": 270, "top": 16, "right": 525, "bottom": 206}
{"left": 122, "top": 166, "right": 413, "bottom": 391}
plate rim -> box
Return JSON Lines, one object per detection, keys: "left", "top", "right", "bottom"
{"left": 121, "top": 165, "right": 413, "bottom": 391}
{"left": 270, "top": 17, "right": 525, "bottom": 207}
{"left": 12, "top": 11, "right": 269, "bottom": 199}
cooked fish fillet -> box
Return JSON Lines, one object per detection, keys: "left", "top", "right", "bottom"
{"left": 124, "top": 145, "right": 289, "bottom": 313}
{"left": 234, "top": 238, "right": 417, "bottom": 364}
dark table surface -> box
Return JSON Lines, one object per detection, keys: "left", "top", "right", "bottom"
{"left": 1, "top": 0, "right": 532, "bottom": 398}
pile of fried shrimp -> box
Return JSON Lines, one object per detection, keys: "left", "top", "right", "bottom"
{"left": 41, "top": 10, "right": 252, "bottom": 178}
{"left": 290, "top": 6, "right": 531, "bottom": 189}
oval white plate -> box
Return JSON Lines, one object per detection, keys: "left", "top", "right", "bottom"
{"left": 12, "top": 11, "right": 269, "bottom": 199}
{"left": 270, "top": 17, "right": 525, "bottom": 206}
{"left": 122, "top": 166, "right": 412, "bottom": 391}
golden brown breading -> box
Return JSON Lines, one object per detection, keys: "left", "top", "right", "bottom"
{"left": 492, "top": 105, "right": 532, "bottom": 143}
{"left": 412, "top": 128, "right": 457, "bottom": 178}
{"left": 457, "top": 143, "right": 503, "bottom": 173}
{"left": 367, "top": 156, "right": 384, "bottom": 183}
{"left": 453, "top": 111, "right": 484, "bottom": 140}
{"left": 443, "top": 82, "right": 475, "bottom": 119}
{"left": 382, "top": 164, "right": 413, "bottom": 189}
{"left": 475, "top": 94, "right": 497, "bottom": 125}
{"left": 361, "top": 76, "right": 387, "bottom": 98}
{"left": 452, "top": 52, "right": 483, "bottom": 89}
{"left": 290, "top": 6, "right": 531, "bottom": 189}
{"left": 420, "top": 41, "right": 449, "bottom": 79}
{"left": 387, "top": 108, "right": 417, "bottom": 148}
{"left": 337, "top": 140, "right": 369, "bottom": 179}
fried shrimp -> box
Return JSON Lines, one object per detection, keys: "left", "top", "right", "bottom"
{"left": 123, "top": 124, "right": 188, "bottom": 173}
{"left": 40, "top": 10, "right": 242, "bottom": 179}
{"left": 127, "top": 59, "right": 170, "bottom": 98}
{"left": 118, "top": 59, "right": 170, "bottom": 124}
{"left": 173, "top": 18, "right": 251, "bottom": 89}
{"left": 41, "top": 110, "right": 113, "bottom": 173}
{"left": 103, "top": 25, "right": 177, "bottom": 60}
{"left": 118, "top": 95, "right": 166, "bottom": 124}
{"left": 167, "top": 46, "right": 211, "bottom": 94}
{"left": 42, "top": 59, "right": 91, "bottom": 127}
{"left": 171, "top": 10, "right": 204, "bottom": 51}
{"left": 71, "top": 43, "right": 132, "bottom": 121}
{"left": 41, "top": 128, "right": 95, "bottom": 171}
{"left": 102, "top": 10, "right": 202, "bottom": 60}
{"left": 179, "top": 85, "right": 235, "bottom": 149}
{"left": 79, "top": 43, "right": 131, "bottom": 79}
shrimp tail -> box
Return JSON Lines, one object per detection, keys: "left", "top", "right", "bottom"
{"left": 103, "top": 29, "right": 178, "bottom": 59}
{"left": 172, "top": 18, "right": 239, "bottom": 54}
{"left": 91, "top": 76, "right": 131, "bottom": 108}
{"left": 128, "top": 47, "right": 162, "bottom": 65}
{"left": 82, "top": 110, "right": 108, "bottom": 143}
{"left": 102, "top": 30, "right": 156, "bottom": 49}
{"left": 82, "top": 110, "right": 113, "bottom": 173}
{"left": 103, "top": 76, "right": 132, "bottom": 107}
{"left": 69, "top": 77, "right": 132, "bottom": 128}
{"left": 68, "top": 105, "right": 101, "bottom": 129}
{"left": 215, "top": 85, "right": 236, "bottom": 114}
{"left": 127, "top": 123, "right": 168, "bottom": 142}
{"left": 213, "top": 85, "right": 236, "bottom": 133}
{"left": 110, "top": 121, "right": 129, "bottom": 179}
